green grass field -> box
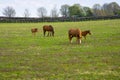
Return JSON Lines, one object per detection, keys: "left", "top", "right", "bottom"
{"left": 0, "top": 19, "right": 120, "bottom": 80}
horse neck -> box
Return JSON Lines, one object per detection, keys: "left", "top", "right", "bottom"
{"left": 86, "top": 32, "right": 89, "bottom": 35}
{"left": 82, "top": 31, "right": 88, "bottom": 36}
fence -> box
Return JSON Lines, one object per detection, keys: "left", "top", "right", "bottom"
{"left": 0, "top": 16, "right": 120, "bottom": 23}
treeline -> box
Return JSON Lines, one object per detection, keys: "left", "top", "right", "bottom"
{"left": 0, "top": 2, "right": 120, "bottom": 22}
{"left": 61, "top": 2, "right": 120, "bottom": 17}
{"left": 0, "top": 16, "right": 120, "bottom": 23}
{"left": 1, "top": 2, "right": 120, "bottom": 18}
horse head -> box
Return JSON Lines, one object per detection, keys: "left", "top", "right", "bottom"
{"left": 52, "top": 30, "right": 54, "bottom": 36}
{"left": 88, "top": 30, "right": 91, "bottom": 35}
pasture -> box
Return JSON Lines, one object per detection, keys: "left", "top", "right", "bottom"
{"left": 0, "top": 19, "right": 120, "bottom": 80}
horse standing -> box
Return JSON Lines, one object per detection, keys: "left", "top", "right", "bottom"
{"left": 43, "top": 25, "right": 54, "bottom": 37}
{"left": 82, "top": 30, "right": 91, "bottom": 39}
{"left": 68, "top": 28, "right": 82, "bottom": 44}
{"left": 31, "top": 28, "right": 38, "bottom": 36}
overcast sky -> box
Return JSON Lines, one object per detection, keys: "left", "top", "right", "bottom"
{"left": 0, "top": 0, "right": 120, "bottom": 17}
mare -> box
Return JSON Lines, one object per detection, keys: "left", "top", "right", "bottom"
{"left": 43, "top": 25, "right": 54, "bottom": 36}
{"left": 68, "top": 28, "right": 82, "bottom": 44}
{"left": 82, "top": 30, "right": 91, "bottom": 39}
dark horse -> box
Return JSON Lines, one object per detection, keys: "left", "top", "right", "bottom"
{"left": 82, "top": 30, "right": 91, "bottom": 39}
{"left": 31, "top": 28, "right": 38, "bottom": 36}
{"left": 68, "top": 28, "right": 82, "bottom": 44}
{"left": 43, "top": 25, "right": 54, "bottom": 37}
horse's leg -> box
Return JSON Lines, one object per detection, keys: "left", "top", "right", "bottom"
{"left": 34, "top": 32, "right": 35, "bottom": 36}
{"left": 77, "top": 37, "right": 81, "bottom": 44}
{"left": 77, "top": 39, "right": 81, "bottom": 44}
{"left": 47, "top": 32, "right": 48, "bottom": 36}
{"left": 79, "top": 39, "right": 81, "bottom": 44}
{"left": 84, "top": 36, "right": 86, "bottom": 39}
{"left": 49, "top": 32, "right": 51, "bottom": 36}
{"left": 32, "top": 32, "right": 35, "bottom": 36}
{"left": 50, "top": 32, "right": 52, "bottom": 36}
{"left": 76, "top": 37, "right": 79, "bottom": 44}
{"left": 69, "top": 35, "right": 72, "bottom": 43}
{"left": 76, "top": 38, "right": 78, "bottom": 43}
{"left": 52, "top": 31, "right": 54, "bottom": 36}
{"left": 43, "top": 30, "right": 46, "bottom": 37}
{"left": 52, "top": 32, "right": 54, "bottom": 36}
{"left": 47, "top": 31, "right": 49, "bottom": 36}
{"left": 70, "top": 38, "right": 72, "bottom": 43}
{"left": 83, "top": 36, "right": 85, "bottom": 39}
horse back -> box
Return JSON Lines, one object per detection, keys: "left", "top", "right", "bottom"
{"left": 31, "top": 28, "right": 38, "bottom": 33}
{"left": 69, "top": 28, "right": 81, "bottom": 37}
{"left": 82, "top": 30, "right": 91, "bottom": 36}
{"left": 43, "top": 25, "right": 54, "bottom": 31}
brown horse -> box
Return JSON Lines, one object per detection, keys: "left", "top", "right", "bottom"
{"left": 43, "top": 25, "right": 54, "bottom": 36}
{"left": 68, "top": 28, "right": 82, "bottom": 44}
{"left": 82, "top": 30, "right": 91, "bottom": 39}
{"left": 31, "top": 28, "right": 38, "bottom": 36}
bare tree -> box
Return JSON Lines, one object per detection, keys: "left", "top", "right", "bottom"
{"left": 2, "top": 6, "right": 16, "bottom": 17}
{"left": 23, "top": 9, "right": 30, "bottom": 18}
{"left": 51, "top": 6, "right": 59, "bottom": 18}
{"left": 92, "top": 4, "right": 103, "bottom": 16}
{"left": 109, "top": 2, "right": 120, "bottom": 15}
{"left": 102, "top": 3, "right": 114, "bottom": 16}
{"left": 37, "top": 7, "right": 47, "bottom": 18}
{"left": 60, "top": 4, "right": 70, "bottom": 17}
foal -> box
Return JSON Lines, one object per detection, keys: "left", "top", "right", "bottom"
{"left": 31, "top": 28, "right": 38, "bottom": 36}
{"left": 81, "top": 30, "right": 91, "bottom": 39}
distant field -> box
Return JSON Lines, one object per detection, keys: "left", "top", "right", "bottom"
{"left": 0, "top": 20, "right": 120, "bottom": 79}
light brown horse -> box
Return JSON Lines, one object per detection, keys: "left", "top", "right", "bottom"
{"left": 31, "top": 28, "right": 38, "bottom": 36}
{"left": 68, "top": 28, "right": 82, "bottom": 44}
{"left": 82, "top": 30, "right": 91, "bottom": 39}
{"left": 43, "top": 25, "right": 54, "bottom": 37}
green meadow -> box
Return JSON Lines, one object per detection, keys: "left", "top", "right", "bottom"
{"left": 0, "top": 19, "right": 120, "bottom": 80}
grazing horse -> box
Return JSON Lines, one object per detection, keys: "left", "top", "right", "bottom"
{"left": 31, "top": 28, "right": 38, "bottom": 36}
{"left": 82, "top": 30, "right": 91, "bottom": 39}
{"left": 43, "top": 25, "right": 54, "bottom": 37}
{"left": 68, "top": 28, "right": 82, "bottom": 44}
